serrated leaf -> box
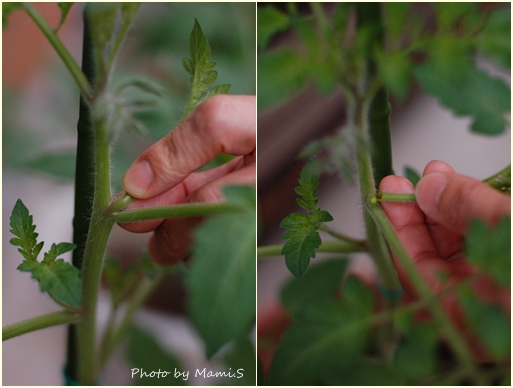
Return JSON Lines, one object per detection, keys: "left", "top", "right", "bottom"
{"left": 188, "top": 185, "right": 256, "bottom": 357}
{"left": 281, "top": 227, "right": 321, "bottom": 279}
{"left": 55, "top": 3, "right": 74, "bottom": 32}
{"left": 257, "top": 5, "right": 291, "bottom": 50}
{"left": 465, "top": 216, "right": 510, "bottom": 285}
{"left": 182, "top": 19, "right": 230, "bottom": 120}
{"left": 414, "top": 59, "right": 510, "bottom": 135}
{"left": 310, "top": 209, "right": 333, "bottom": 223}
{"left": 9, "top": 199, "right": 42, "bottom": 261}
{"left": 2, "top": 2, "right": 23, "bottom": 29}
{"left": 281, "top": 258, "right": 348, "bottom": 314}
{"left": 296, "top": 157, "right": 321, "bottom": 210}
{"left": 267, "top": 298, "right": 371, "bottom": 385}
{"left": 43, "top": 242, "right": 76, "bottom": 264}
{"left": 31, "top": 259, "right": 82, "bottom": 307}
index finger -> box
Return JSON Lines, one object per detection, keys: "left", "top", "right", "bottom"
{"left": 122, "top": 94, "right": 256, "bottom": 199}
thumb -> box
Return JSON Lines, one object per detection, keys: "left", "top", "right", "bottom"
{"left": 415, "top": 172, "right": 510, "bottom": 235}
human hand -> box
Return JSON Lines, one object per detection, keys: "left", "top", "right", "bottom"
{"left": 379, "top": 160, "right": 510, "bottom": 342}
{"left": 118, "top": 95, "right": 255, "bottom": 265}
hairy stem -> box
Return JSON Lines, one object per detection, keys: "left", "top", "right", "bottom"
{"left": 111, "top": 202, "right": 245, "bottom": 223}
{"left": 3, "top": 311, "right": 80, "bottom": 341}
{"left": 22, "top": 3, "right": 93, "bottom": 102}
{"left": 366, "top": 198, "right": 486, "bottom": 384}
{"left": 317, "top": 224, "right": 367, "bottom": 248}
{"left": 257, "top": 240, "right": 365, "bottom": 259}
{"left": 378, "top": 192, "right": 416, "bottom": 202}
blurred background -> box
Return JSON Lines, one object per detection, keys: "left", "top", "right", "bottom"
{"left": 256, "top": 2, "right": 510, "bottom": 365}
{"left": 3, "top": 3, "right": 255, "bottom": 385}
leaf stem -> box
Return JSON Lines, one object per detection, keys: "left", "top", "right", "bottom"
{"left": 106, "top": 4, "right": 141, "bottom": 73}
{"left": 257, "top": 240, "right": 365, "bottom": 259}
{"left": 22, "top": 3, "right": 93, "bottom": 102}
{"left": 365, "top": 198, "right": 486, "bottom": 384}
{"left": 99, "top": 273, "right": 164, "bottom": 368}
{"left": 378, "top": 192, "right": 416, "bottom": 202}
{"left": 3, "top": 311, "right": 80, "bottom": 341}
{"left": 317, "top": 224, "right": 367, "bottom": 248}
{"left": 111, "top": 202, "right": 245, "bottom": 223}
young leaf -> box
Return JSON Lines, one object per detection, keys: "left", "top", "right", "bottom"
{"left": 30, "top": 259, "right": 81, "bottom": 308}
{"left": 2, "top": 2, "right": 23, "bottom": 29}
{"left": 280, "top": 158, "right": 333, "bottom": 278}
{"left": 9, "top": 199, "right": 44, "bottom": 261}
{"left": 257, "top": 5, "right": 291, "bottom": 50}
{"left": 43, "top": 242, "right": 77, "bottom": 264}
{"left": 188, "top": 185, "right": 256, "bottom": 357}
{"left": 182, "top": 19, "right": 230, "bottom": 121}
{"left": 55, "top": 3, "right": 75, "bottom": 32}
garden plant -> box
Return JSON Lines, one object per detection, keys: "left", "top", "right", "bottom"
{"left": 3, "top": 3, "right": 256, "bottom": 386}
{"left": 257, "top": 2, "right": 510, "bottom": 385}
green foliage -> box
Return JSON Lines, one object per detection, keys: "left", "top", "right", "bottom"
{"left": 10, "top": 199, "right": 81, "bottom": 307}
{"left": 2, "top": 2, "right": 22, "bottom": 29}
{"left": 257, "top": 6, "right": 290, "bottom": 50}
{"left": 404, "top": 166, "right": 421, "bottom": 187}
{"left": 267, "top": 277, "right": 374, "bottom": 385}
{"left": 188, "top": 185, "right": 256, "bottom": 357}
{"left": 182, "top": 19, "right": 230, "bottom": 120}
{"left": 126, "top": 326, "right": 185, "bottom": 386}
{"left": 459, "top": 286, "right": 510, "bottom": 358}
{"left": 280, "top": 158, "right": 334, "bottom": 278}
{"left": 476, "top": 9, "right": 511, "bottom": 68}
{"left": 414, "top": 58, "right": 510, "bottom": 135}
{"left": 465, "top": 216, "right": 510, "bottom": 286}
{"left": 222, "top": 338, "right": 257, "bottom": 385}
{"left": 280, "top": 258, "right": 348, "bottom": 314}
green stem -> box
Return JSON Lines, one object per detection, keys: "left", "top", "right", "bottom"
{"left": 257, "top": 240, "right": 365, "bottom": 259}
{"left": 317, "top": 224, "right": 367, "bottom": 248}
{"left": 365, "top": 197, "right": 486, "bottom": 384}
{"left": 3, "top": 311, "right": 80, "bottom": 341}
{"left": 111, "top": 202, "right": 245, "bottom": 223}
{"left": 99, "top": 273, "right": 164, "bottom": 368}
{"left": 107, "top": 193, "right": 134, "bottom": 213}
{"left": 76, "top": 107, "right": 115, "bottom": 385}
{"left": 22, "top": 3, "right": 93, "bottom": 102}
{"left": 378, "top": 192, "right": 416, "bottom": 202}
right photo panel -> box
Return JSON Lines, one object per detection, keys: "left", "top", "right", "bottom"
{"left": 257, "top": 3, "right": 511, "bottom": 385}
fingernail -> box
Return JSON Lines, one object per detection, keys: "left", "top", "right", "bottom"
{"left": 416, "top": 173, "right": 449, "bottom": 215}
{"left": 123, "top": 160, "right": 153, "bottom": 197}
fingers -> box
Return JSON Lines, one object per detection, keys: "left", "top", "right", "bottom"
{"left": 148, "top": 162, "right": 255, "bottom": 265}
{"left": 122, "top": 95, "right": 256, "bottom": 199}
{"left": 416, "top": 164, "right": 511, "bottom": 235}
{"left": 379, "top": 175, "right": 446, "bottom": 295}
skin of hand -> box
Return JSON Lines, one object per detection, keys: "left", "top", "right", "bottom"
{"left": 117, "top": 94, "right": 255, "bottom": 265}
{"left": 379, "top": 160, "right": 510, "bottom": 359}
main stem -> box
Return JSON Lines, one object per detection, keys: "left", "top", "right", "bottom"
{"left": 76, "top": 109, "right": 114, "bottom": 385}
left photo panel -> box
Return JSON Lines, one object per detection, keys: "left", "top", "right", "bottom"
{"left": 3, "top": 3, "right": 256, "bottom": 386}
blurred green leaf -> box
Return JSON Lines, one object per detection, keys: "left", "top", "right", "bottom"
{"left": 404, "top": 166, "right": 421, "bottom": 187}
{"left": 126, "top": 326, "right": 186, "bottom": 386}
{"left": 222, "top": 338, "right": 256, "bottom": 385}
{"left": 465, "top": 216, "right": 510, "bottom": 286}
{"left": 383, "top": 3, "right": 410, "bottom": 41}
{"left": 257, "top": 5, "right": 290, "bottom": 50}
{"left": 188, "top": 185, "right": 256, "bottom": 357}
{"left": 459, "top": 286, "right": 511, "bottom": 358}
{"left": 325, "top": 361, "right": 405, "bottom": 385}
{"left": 21, "top": 152, "right": 76, "bottom": 180}
{"left": 395, "top": 324, "right": 438, "bottom": 382}
{"left": 376, "top": 50, "right": 412, "bottom": 99}
{"left": 56, "top": 3, "right": 75, "bottom": 32}
{"left": 257, "top": 48, "right": 308, "bottom": 109}
{"left": 267, "top": 296, "right": 372, "bottom": 385}
{"left": 281, "top": 258, "right": 348, "bottom": 314}
{"left": 9, "top": 199, "right": 43, "bottom": 262}
{"left": 414, "top": 58, "right": 510, "bottom": 135}
{"left": 475, "top": 9, "right": 511, "bottom": 69}
{"left": 435, "top": 2, "right": 478, "bottom": 30}
{"left": 2, "top": 2, "right": 23, "bottom": 29}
